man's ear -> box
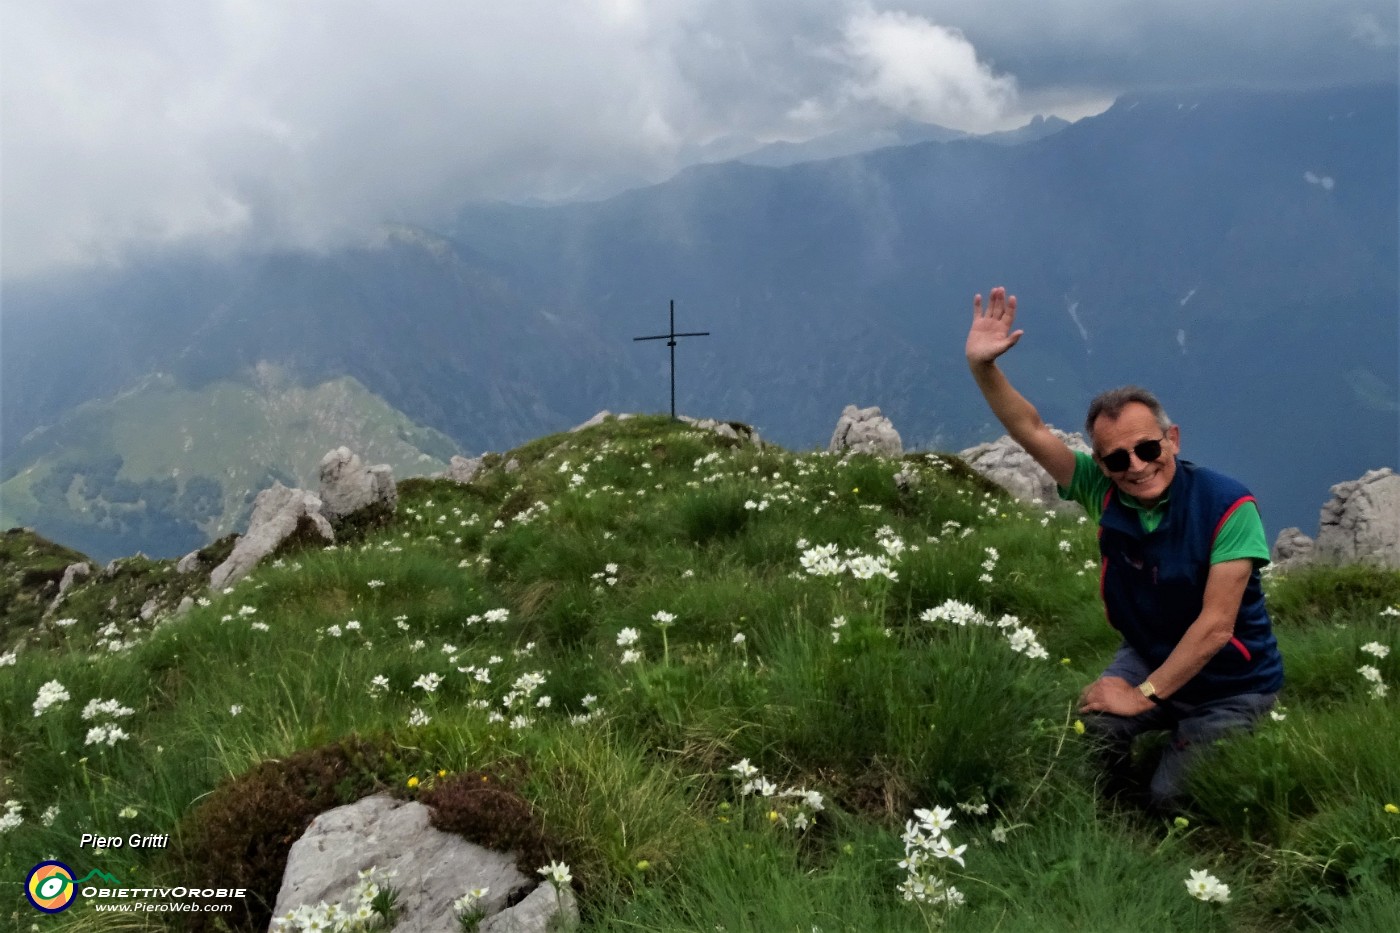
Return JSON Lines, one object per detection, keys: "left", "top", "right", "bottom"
{"left": 1167, "top": 424, "right": 1181, "bottom": 451}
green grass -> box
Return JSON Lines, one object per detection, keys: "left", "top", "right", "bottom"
{"left": 2, "top": 414, "right": 1398, "bottom": 932}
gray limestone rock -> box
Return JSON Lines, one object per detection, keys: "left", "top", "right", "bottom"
{"left": 271, "top": 795, "right": 571, "bottom": 933}
{"left": 318, "top": 447, "right": 397, "bottom": 525}
{"left": 828, "top": 405, "right": 903, "bottom": 458}
{"left": 959, "top": 428, "right": 1091, "bottom": 515}
{"left": 210, "top": 483, "right": 334, "bottom": 591}
{"left": 176, "top": 549, "right": 202, "bottom": 574}
{"left": 504, "top": 459, "right": 521, "bottom": 474}
{"left": 44, "top": 562, "right": 91, "bottom": 617}
{"left": 444, "top": 455, "right": 488, "bottom": 485}
{"left": 679, "top": 415, "right": 762, "bottom": 447}
{"left": 1314, "top": 468, "right": 1400, "bottom": 568}
{"left": 1271, "top": 527, "right": 1316, "bottom": 568}
{"left": 480, "top": 881, "right": 577, "bottom": 933}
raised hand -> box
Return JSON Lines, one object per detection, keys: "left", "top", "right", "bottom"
{"left": 965, "top": 286, "right": 1024, "bottom": 366}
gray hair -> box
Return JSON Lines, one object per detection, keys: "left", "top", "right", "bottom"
{"left": 1084, "top": 386, "right": 1173, "bottom": 438}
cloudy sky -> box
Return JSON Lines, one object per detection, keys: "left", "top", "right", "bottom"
{"left": 2, "top": 0, "right": 1395, "bottom": 280}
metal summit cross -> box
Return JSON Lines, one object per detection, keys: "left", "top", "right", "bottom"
{"left": 633, "top": 299, "right": 710, "bottom": 420}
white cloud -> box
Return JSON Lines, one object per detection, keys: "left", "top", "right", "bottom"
{"left": 0, "top": 0, "right": 1391, "bottom": 279}
{"left": 1304, "top": 171, "right": 1336, "bottom": 191}
{"left": 835, "top": 8, "right": 1018, "bottom": 132}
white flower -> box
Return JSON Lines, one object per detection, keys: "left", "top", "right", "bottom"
{"left": 0, "top": 650, "right": 16, "bottom": 667}
{"left": 1359, "top": 664, "right": 1383, "bottom": 684}
{"left": 616, "top": 627, "right": 640, "bottom": 647}
{"left": 368, "top": 675, "right": 391, "bottom": 697}
{"left": 118, "top": 806, "right": 138, "bottom": 819}
{"left": 652, "top": 610, "right": 676, "bottom": 625}
{"left": 729, "top": 759, "right": 759, "bottom": 779}
{"left": 990, "top": 824, "right": 1008, "bottom": 843}
{"left": 367, "top": 579, "right": 385, "bottom": 588}
{"left": 81, "top": 698, "right": 135, "bottom": 720}
{"left": 1, "top": 800, "right": 23, "bottom": 833}
{"left": 732, "top": 632, "right": 746, "bottom": 645}
{"left": 620, "top": 649, "right": 642, "bottom": 664}
{"left": 1361, "top": 642, "right": 1390, "bottom": 658}
{"left": 41, "top": 805, "right": 59, "bottom": 827}
{"left": 33, "top": 680, "right": 70, "bottom": 717}
{"left": 1058, "top": 539, "right": 1073, "bottom": 552}
{"left": 1185, "top": 869, "right": 1230, "bottom": 903}
{"left": 413, "top": 672, "right": 444, "bottom": 693}
{"left": 84, "top": 724, "right": 130, "bottom": 746}
{"left": 408, "top": 708, "right": 431, "bottom": 727}
{"left": 538, "top": 860, "right": 572, "bottom": 885}
{"left": 230, "top": 705, "right": 243, "bottom": 716}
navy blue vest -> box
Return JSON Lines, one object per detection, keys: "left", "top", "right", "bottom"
{"left": 1098, "top": 459, "right": 1284, "bottom": 703}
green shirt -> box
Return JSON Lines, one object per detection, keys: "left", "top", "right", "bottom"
{"left": 1059, "top": 452, "right": 1270, "bottom": 565}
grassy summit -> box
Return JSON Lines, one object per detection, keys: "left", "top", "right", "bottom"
{"left": 3, "top": 415, "right": 1398, "bottom": 931}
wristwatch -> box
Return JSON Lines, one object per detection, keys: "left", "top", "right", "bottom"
{"left": 1138, "top": 680, "right": 1164, "bottom": 705}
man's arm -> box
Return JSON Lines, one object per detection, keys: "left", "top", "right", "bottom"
{"left": 965, "top": 287, "right": 1077, "bottom": 488}
{"left": 1079, "top": 559, "right": 1252, "bottom": 715}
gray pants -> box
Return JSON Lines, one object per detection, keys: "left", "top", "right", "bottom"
{"left": 1083, "top": 642, "right": 1277, "bottom": 813}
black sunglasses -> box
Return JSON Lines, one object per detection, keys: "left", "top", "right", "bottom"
{"left": 1097, "top": 437, "right": 1166, "bottom": 472}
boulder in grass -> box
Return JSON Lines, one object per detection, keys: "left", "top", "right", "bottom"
{"left": 442, "top": 454, "right": 488, "bottom": 485}
{"left": 959, "top": 428, "right": 1091, "bottom": 515}
{"left": 318, "top": 447, "right": 397, "bottom": 526}
{"left": 679, "top": 415, "right": 762, "bottom": 447}
{"left": 209, "top": 484, "right": 333, "bottom": 591}
{"left": 271, "top": 795, "right": 576, "bottom": 933}
{"left": 828, "top": 405, "right": 902, "bottom": 458}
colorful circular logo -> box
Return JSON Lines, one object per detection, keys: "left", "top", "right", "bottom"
{"left": 26, "top": 861, "right": 77, "bottom": 913}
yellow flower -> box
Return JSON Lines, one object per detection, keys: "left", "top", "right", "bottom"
{"left": 437, "top": 769, "right": 447, "bottom": 778}
{"left": 852, "top": 487, "right": 859, "bottom": 494}
{"left": 1385, "top": 803, "right": 1399, "bottom": 814}
{"left": 635, "top": 860, "right": 650, "bottom": 871}
{"left": 768, "top": 810, "right": 780, "bottom": 823}
{"left": 1174, "top": 817, "right": 1190, "bottom": 830}
{"left": 1073, "top": 720, "right": 1086, "bottom": 735}
{"left": 1060, "top": 658, "right": 1071, "bottom": 665}
{"left": 406, "top": 776, "right": 419, "bottom": 789}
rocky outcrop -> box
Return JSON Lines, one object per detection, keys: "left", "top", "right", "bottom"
{"left": 209, "top": 484, "right": 334, "bottom": 590}
{"left": 679, "top": 415, "right": 762, "bottom": 447}
{"left": 272, "top": 795, "right": 575, "bottom": 933}
{"left": 443, "top": 455, "right": 487, "bottom": 485}
{"left": 959, "top": 428, "right": 1090, "bottom": 514}
{"left": 828, "top": 405, "right": 902, "bottom": 458}
{"left": 1271, "top": 527, "right": 1315, "bottom": 568}
{"left": 1314, "top": 468, "right": 1400, "bottom": 569}
{"left": 318, "top": 447, "right": 397, "bottom": 525}
{"left": 43, "top": 562, "right": 92, "bottom": 617}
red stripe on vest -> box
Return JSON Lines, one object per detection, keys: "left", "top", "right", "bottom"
{"left": 1230, "top": 637, "right": 1252, "bottom": 661}
{"left": 1212, "top": 495, "right": 1256, "bottom": 545}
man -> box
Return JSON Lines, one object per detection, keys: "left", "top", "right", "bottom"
{"left": 965, "top": 286, "right": 1283, "bottom": 813}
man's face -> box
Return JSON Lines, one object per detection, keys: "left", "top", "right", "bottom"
{"left": 1091, "top": 402, "right": 1180, "bottom": 505}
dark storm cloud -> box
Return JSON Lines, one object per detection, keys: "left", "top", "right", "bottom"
{"left": 1, "top": 1, "right": 1393, "bottom": 280}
